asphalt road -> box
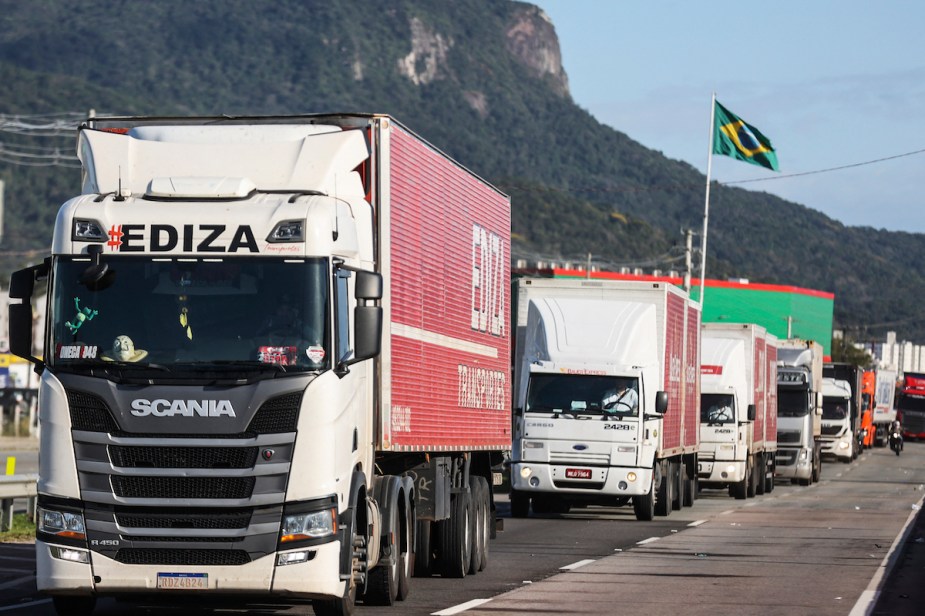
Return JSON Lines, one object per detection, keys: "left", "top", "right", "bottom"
{"left": 1, "top": 442, "right": 923, "bottom": 615}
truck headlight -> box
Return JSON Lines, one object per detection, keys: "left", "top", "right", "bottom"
{"left": 280, "top": 508, "right": 337, "bottom": 543}
{"left": 520, "top": 466, "right": 533, "bottom": 479}
{"left": 799, "top": 449, "right": 809, "bottom": 461}
{"left": 838, "top": 441, "right": 850, "bottom": 450}
{"left": 523, "top": 441, "right": 544, "bottom": 449}
{"left": 38, "top": 508, "right": 86, "bottom": 541}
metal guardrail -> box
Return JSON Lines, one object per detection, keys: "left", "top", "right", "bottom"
{"left": 0, "top": 473, "right": 38, "bottom": 532}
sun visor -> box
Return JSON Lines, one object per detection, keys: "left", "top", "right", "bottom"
{"left": 79, "top": 127, "right": 370, "bottom": 198}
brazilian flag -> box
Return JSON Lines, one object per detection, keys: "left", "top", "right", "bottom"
{"left": 713, "top": 101, "right": 779, "bottom": 171}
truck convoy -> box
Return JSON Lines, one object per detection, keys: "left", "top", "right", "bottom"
{"left": 873, "top": 369, "right": 898, "bottom": 446}
{"left": 820, "top": 377, "right": 855, "bottom": 462}
{"left": 8, "top": 115, "right": 511, "bottom": 615}
{"left": 510, "top": 278, "right": 701, "bottom": 521}
{"left": 775, "top": 339, "right": 823, "bottom": 485}
{"left": 823, "top": 363, "right": 863, "bottom": 459}
{"left": 699, "top": 323, "right": 777, "bottom": 499}
{"left": 897, "top": 372, "right": 925, "bottom": 440}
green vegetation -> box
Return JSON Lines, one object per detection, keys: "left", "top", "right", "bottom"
{"left": 0, "top": 0, "right": 922, "bottom": 341}
{"left": 0, "top": 513, "right": 35, "bottom": 543}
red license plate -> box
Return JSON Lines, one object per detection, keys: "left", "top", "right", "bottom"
{"left": 565, "top": 468, "right": 592, "bottom": 479}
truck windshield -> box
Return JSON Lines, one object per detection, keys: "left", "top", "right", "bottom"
{"left": 525, "top": 374, "right": 639, "bottom": 417}
{"left": 822, "top": 398, "right": 848, "bottom": 420}
{"left": 777, "top": 389, "right": 809, "bottom": 417}
{"left": 897, "top": 394, "right": 925, "bottom": 413}
{"left": 701, "top": 393, "right": 734, "bottom": 424}
{"left": 49, "top": 256, "right": 329, "bottom": 375}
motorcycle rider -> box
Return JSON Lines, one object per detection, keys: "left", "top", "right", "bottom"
{"left": 889, "top": 418, "right": 904, "bottom": 454}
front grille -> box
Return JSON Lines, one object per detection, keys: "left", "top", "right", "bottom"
{"left": 112, "top": 476, "right": 255, "bottom": 500}
{"left": 115, "top": 508, "right": 252, "bottom": 529}
{"left": 109, "top": 446, "right": 258, "bottom": 469}
{"left": 68, "top": 390, "right": 119, "bottom": 432}
{"left": 777, "top": 431, "right": 801, "bottom": 444}
{"left": 549, "top": 452, "right": 610, "bottom": 465}
{"left": 248, "top": 392, "right": 302, "bottom": 433}
{"left": 121, "top": 535, "right": 239, "bottom": 543}
{"left": 777, "top": 450, "right": 798, "bottom": 466}
{"left": 821, "top": 425, "right": 843, "bottom": 436}
{"left": 114, "top": 548, "right": 250, "bottom": 566}
{"left": 553, "top": 480, "right": 606, "bottom": 490}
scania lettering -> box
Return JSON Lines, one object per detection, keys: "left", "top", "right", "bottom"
{"left": 9, "top": 115, "right": 511, "bottom": 615}
{"left": 130, "top": 399, "right": 236, "bottom": 418}
{"left": 510, "top": 278, "right": 700, "bottom": 521}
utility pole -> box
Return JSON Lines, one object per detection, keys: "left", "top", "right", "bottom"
{"left": 682, "top": 228, "right": 694, "bottom": 292}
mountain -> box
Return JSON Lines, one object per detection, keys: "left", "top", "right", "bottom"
{"left": 0, "top": 0, "right": 921, "bottom": 342}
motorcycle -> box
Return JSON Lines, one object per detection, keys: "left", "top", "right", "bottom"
{"left": 889, "top": 428, "right": 903, "bottom": 456}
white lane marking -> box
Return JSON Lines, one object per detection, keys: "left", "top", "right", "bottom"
{"left": 560, "top": 559, "right": 595, "bottom": 571}
{"left": 393, "top": 323, "right": 498, "bottom": 358}
{"left": 432, "top": 598, "right": 493, "bottom": 615}
{"left": 719, "top": 510, "right": 734, "bottom": 515}
{"left": 0, "top": 599, "right": 52, "bottom": 613}
{"left": 688, "top": 519, "right": 707, "bottom": 527}
{"left": 637, "top": 536, "right": 660, "bottom": 545}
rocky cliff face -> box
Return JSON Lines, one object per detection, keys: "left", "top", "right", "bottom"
{"left": 505, "top": 4, "right": 570, "bottom": 98}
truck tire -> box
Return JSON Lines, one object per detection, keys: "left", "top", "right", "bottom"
{"left": 681, "top": 463, "right": 694, "bottom": 507}
{"left": 413, "top": 519, "right": 433, "bottom": 577}
{"left": 314, "top": 534, "right": 363, "bottom": 616}
{"left": 510, "top": 490, "right": 530, "bottom": 518}
{"left": 746, "top": 458, "right": 758, "bottom": 498}
{"left": 812, "top": 447, "right": 822, "bottom": 483}
{"left": 755, "top": 455, "right": 767, "bottom": 496}
{"left": 52, "top": 597, "right": 96, "bottom": 616}
{"left": 633, "top": 472, "right": 655, "bottom": 521}
{"left": 365, "top": 484, "right": 400, "bottom": 605}
{"left": 438, "top": 490, "right": 472, "bottom": 578}
{"left": 671, "top": 462, "right": 682, "bottom": 511}
{"left": 655, "top": 466, "right": 672, "bottom": 517}
{"left": 732, "top": 460, "right": 748, "bottom": 499}
{"left": 397, "top": 487, "right": 414, "bottom": 601}
{"left": 470, "top": 476, "right": 490, "bottom": 573}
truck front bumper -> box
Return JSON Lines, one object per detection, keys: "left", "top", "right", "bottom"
{"left": 697, "top": 458, "right": 746, "bottom": 485}
{"left": 36, "top": 538, "right": 345, "bottom": 601}
{"left": 820, "top": 435, "right": 852, "bottom": 460}
{"left": 510, "top": 462, "right": 652, "bottom": 497}
{"left": 774, "top": 446, "right": 813, "bottom": 480}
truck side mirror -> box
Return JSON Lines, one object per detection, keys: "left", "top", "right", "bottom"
{"left": 343, "top": 269, "right": 383, "bottom": 368}
{"left": 8, "top": 262, "right": 49, "bottom": 368}
{"left": 655, "top": 391, "right": 668, "bottom": 414}
{"left": 747, "top": 404, "right": 756, "bottom": 421}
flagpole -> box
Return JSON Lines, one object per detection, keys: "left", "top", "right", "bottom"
{"left": 699, "top": 92, "right": 716, "bottom": 308}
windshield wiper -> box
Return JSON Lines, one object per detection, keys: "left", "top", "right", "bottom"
{"left": 178, "top": 360, "right": 290, "bottom": 373}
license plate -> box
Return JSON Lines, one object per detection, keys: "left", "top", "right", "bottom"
{"left": 565, "top": 468, "right": 592, "bottom": 479}
{"left": 157, "top": 573, "right": 208, "bottom": 589}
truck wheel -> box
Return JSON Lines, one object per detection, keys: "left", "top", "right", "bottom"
{"left": 52, "top": 597, "right": 96, "bottom": 616}
{"left": 438, "top": 490, "right": 472, "bottom": 578}
{"left": 397, "top": 493, "right": 413, "bottom": 600}
{"left": 510, "top": 490, "right": 530, "bottom": 518}
{"left": 365, "top": 501, "right": 399, "bottom": 605}
{"left": 671, "top": 462, "right": 682, "bottom": 511}
{"left": 413, "top": 519, "right": 433, "bottom": 577}
{"left": 812, "top": 449, "right": 822, "bottom": 483}
{"left": 755, "top": 456, "right": 766, "bottom": 496}
{"left": 746, "top": 458, "right": 758, "bottom": 498}
{"left": 655, "top": 466, "right": 672, "bottom": 517}
{"left": 468, "top": 482, "right": 483, "bottom": 575}
{"left": 732, "top": 461, "right": 748, "bottom": 499}
{"left": 681, "top": 463, "right": 694, "bottom": 507}
{"left": 633, "top": 472, "right": 655, "bottom": 521}
{"left": 470, "top": 477, "right": 490, "bottom": 573}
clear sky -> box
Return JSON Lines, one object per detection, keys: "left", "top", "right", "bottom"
{"left": 531, "top": 0, "right": 925, "bottom": 233}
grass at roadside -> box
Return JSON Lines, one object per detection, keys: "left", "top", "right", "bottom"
{"left": 0, "top": 513, "right": 35, "bottom": 543}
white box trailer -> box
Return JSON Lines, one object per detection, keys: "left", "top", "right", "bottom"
{"left": 510, "top": 278, "right": 700, "bottom": 521}
{"left": 699, "top": 323, "right": 778, "bottom": 498}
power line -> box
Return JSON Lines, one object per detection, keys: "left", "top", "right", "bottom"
{"left": 719, "top": 148, "right": 925, "bottom": 185}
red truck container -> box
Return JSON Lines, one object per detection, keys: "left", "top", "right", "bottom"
{"left": 9, "top": 114, "right": 510, "bottom": 614}
{"left": 898, "top": 372, "right": 925, "bottom": 439}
